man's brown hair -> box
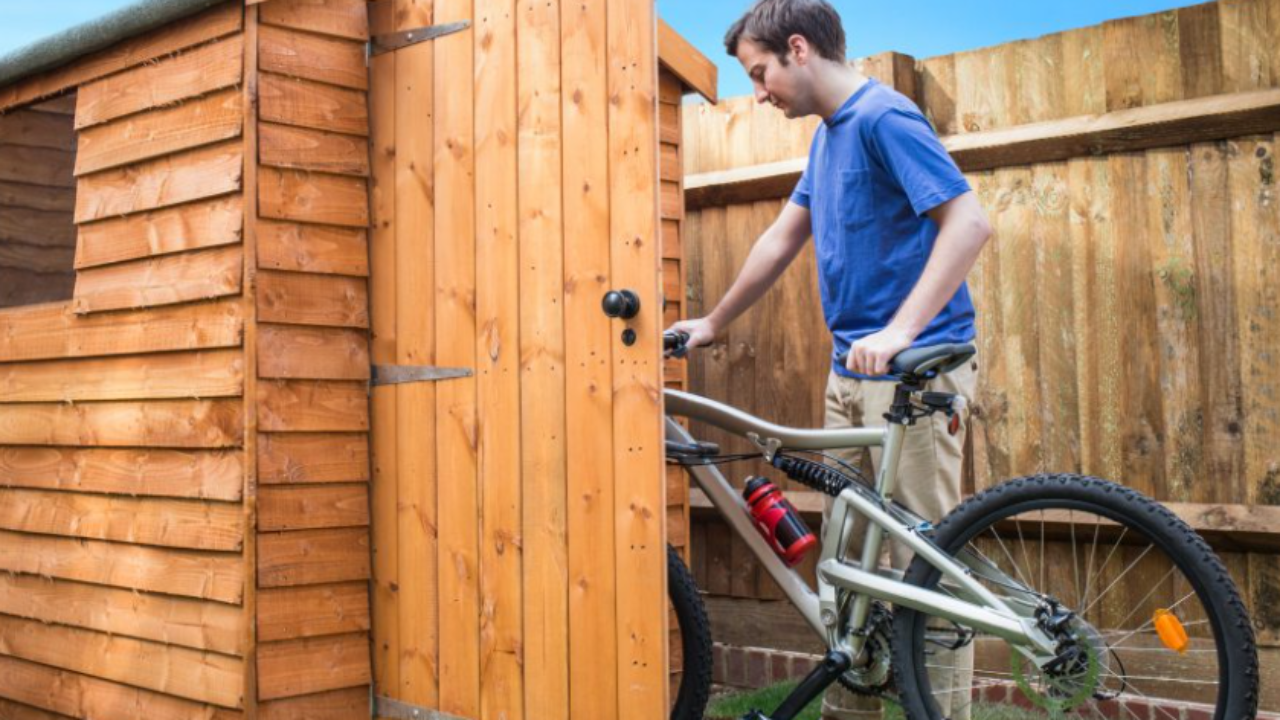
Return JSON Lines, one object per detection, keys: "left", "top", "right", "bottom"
{"left": 724, "top": 0, "right": 847, "bottom": 64}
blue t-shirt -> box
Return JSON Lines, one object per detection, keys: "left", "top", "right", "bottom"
{"left": 791, "top": 79, "right": 975, "bottom": 380}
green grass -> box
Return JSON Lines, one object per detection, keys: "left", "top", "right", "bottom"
{"left": 705, "top": 683, "right": 1043, "bottom": 720}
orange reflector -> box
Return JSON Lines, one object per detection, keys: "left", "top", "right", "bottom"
{"left": 1154, "top": 608, "right": 1189, "bottom": 654}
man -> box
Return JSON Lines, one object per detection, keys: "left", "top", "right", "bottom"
{"left": 667, "top": 1, "right": 991, "bottom": 717}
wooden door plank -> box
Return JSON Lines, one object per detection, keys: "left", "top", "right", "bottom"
{"left": 0, "top": 298, "right": 242, "bottom": 364}
{"left": 259, "top": 74, "right": 369, "bottom": 137}
{"left": 257, "top": 527, "right": 371, "bottom": 587}
{"left": 0, "top": 349, "right": 243, "bottom": 403}
{"left": 0, "top": 573, "right": 244, "bottom": 656}
{"left": 0, "top": 181, "right": 75, "bottom": 213}
{"left": 260, "top": 123, "right": 371, "bottom": 176}
{"left": 75, "top": 89, "right": 243, "bottom": 176}
{"left": 258, "top": 433, "right": 369, "bottom": 484}
{"left": 0, "top": 206, "right": 76, "bottom": 247}
{"left": 0, "top": 615, "right": 243, "bottom": 708}
{"left": 0, "top": 398, "right": 243, "bottom": 448}
{"left": 0, "top": 146, "right": 75, "bottom": 188}
{"left": 562, "top": 0, "right": 619, "bottom": 713}
{"left": 0, "top": 109, "right": 76, "bottom": 151}
{"left": 76, "top": 196, "right": 244, "bottom": 269}
{"left": 0, "top": 243, "right": 74, "bottom": 274}
{"left": 259, "top": 483, "right": 369, "bottom": 531}
{"left": 607, "top": 0, "right": 667, "bottom": 713}
{"left": 257, "top": 582, "right": 371, "bottom": 643}
{"left": 75, "top": 35, "right": 245, "bottom": 130}
{"left": 257, "top": 219, "right": 369, "bottom": 276}
{"left": 393, "top": 29, "right": 439, "bottom": 709}
{"left": 258, "top": 166, "right": 370, "bottom": 227}
{"left": 432, "top": 0, "right": 480, "bottom": 713}
{"left": 0, "top": 530, "right": 243, "bottom": 603}
{"left": 0, "top": 654, "right": 245, "bottom": 720}
{"left": 73, "top": 244, "right": 244, "bottom": 314}
{"left": 256, "top": 633, "right": 371, "bottom": 701}
{"left": 260, "top": 0, "right": 369, "bottom": 41}
{"left": 0, "top": 3, "right": 242, "bottom": 114}
{"left": 259, "top": 24, "right": 369, "bottom": 90}
{"left": 74, "top": 141, "right": 243, "bottom": 223}
{"left": 258, "top": 324, "right": 370, "bottom": 380}
{"left": 517, "top": 0, "right": 568, "bottom": 715}
{"left": 0, "top": 446, "right": 241, "bottom": 500}
{"left": 257, "top": 270, "right": 369, "bottom": 327}
{"left": 257, "top": 380, "right": 368, "bottom": 432}
{"left": 258, "top": 688, "right": 366, "bottom": 720}
{"left": 0, "top": 487, "right": 244, "bottom": 550}
{"left": 474, "top": 0, "right": 524, "bottom": 714}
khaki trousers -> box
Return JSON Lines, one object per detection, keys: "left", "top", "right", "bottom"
{"left": 819, "top": 360, "right": 977, "bottom": 720}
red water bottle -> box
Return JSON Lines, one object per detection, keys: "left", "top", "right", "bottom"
{"left": 743, "top": 476, "right": 817, "bottom": 567}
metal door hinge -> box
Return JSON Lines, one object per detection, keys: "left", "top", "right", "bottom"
{"left": 371, "top": 364, "right": 473, "bottom": 387}
{"left": 374, "top": 695, "right": 472, "bottom": 720}
{"left": 370, "top": 20, "right": 471, "bottom": 56}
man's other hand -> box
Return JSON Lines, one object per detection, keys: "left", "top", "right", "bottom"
{"left": 846, "top": 325, "right": 915, "bottom": 376}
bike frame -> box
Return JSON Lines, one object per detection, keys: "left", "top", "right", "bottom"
{"left": 664, "top": 388, "right": 1059, "bottom": 664}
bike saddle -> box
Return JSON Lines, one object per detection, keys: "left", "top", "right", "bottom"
{"left": 889, "top": 343, "right": 976, "bottom": 378}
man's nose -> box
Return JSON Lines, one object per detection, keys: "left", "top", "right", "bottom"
{"left": 754, "top": 87, "right": 770, "bottom": 104}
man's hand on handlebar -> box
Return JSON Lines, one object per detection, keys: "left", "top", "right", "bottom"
{"left": 664, "top": 316, "right": 717, "bottom": 358}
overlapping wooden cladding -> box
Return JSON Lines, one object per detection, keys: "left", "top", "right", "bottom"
{"left": 250, "top": 0, "right": 373, "bottom": 716}
{"left": 680, "top": 0, "right": 1280, "bottom": 667}
{"left": 0, "top": 3, "right": 251, "bottom": 719}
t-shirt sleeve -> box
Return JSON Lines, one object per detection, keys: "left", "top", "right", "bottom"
{"left": 869, "top": 108, "right": 971, "bottom": 216}
{"left": 790, "top": 162, "right": 812, "bottom": 209}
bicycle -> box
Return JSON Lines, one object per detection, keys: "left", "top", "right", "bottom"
{"left": 661, "top": 331, "right": 1259, "bottom": 720}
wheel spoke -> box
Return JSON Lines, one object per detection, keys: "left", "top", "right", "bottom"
{"left": 1081, "top": 541, "right": 1154, "bottom": 618}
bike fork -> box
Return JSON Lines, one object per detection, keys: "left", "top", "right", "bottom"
{"left": 741, "top": 650, "right": 853, "bottom": 720}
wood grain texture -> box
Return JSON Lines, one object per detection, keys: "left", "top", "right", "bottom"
{"left": 0, "top": 446, "right": 241, "bottom": 500}
{"left": 256, "top": 633, "right": 371, "bottom": 701}
{"left": 258, "top": 324, "right": 369, "bottom": 380}
{"left": 75, "top": 88, "right": 243, "bottom": 176}
{"left": 74, "top": 34, "right": 244, "bottom": 130}
{"left": 0, "top": 349, "right": 243, "bottom": 403}
{"left": 259, "top": 123, "right": 371, "bottom": 176}
{"left": 0, "top": 181, "right": 75, "bottom": 213}
{"left": 0, "top": 206, "right": 76, "bottom": 247}
{"left": 0, "top": 654, "right": 244, "bottom": 720}
{"left": 0, "top": 3, "right": 242, "bottom": 114}
{"left": 259, "top": 483, "right": 369, "bottom": 531}
{"left": 257, "top": 582, "right": 371, "bottom": 642}
{"left": 257, "top": 527, "right": 371, "bottom": 587}
{"left": 257, "top": 219, "right": 369, "bottom": 276}
{"left": 74, "top": 141, "right": 243, "bottom": 223}
{"left": 259, "top": 73, "right": 369, "bottom": 137}
{"left": 0, "top": 573, "right": 244, "bottom": 655}
{"left": 258, "top": 432, "right": 369, "bottom": 484}
{"left": 0, "top": 398, "right": 243, "bottom": 448}
{"left": 256, "top": 270, "right": 369, "bottom": 327}
{"left": 257, "top": 380, "right": 368, "bottom": 432}
{"left": 0, "top": 298, "right": 242, "bottom": 364}
{"left": 258, "top": 687, "right": 367, "bottom": 720}
{"left": 0, "top": 109, "right": 76, "bottom": 151}
{"left": 0, "top": 530, "right": 243, "bottom": 603}
{"left": 0, "top": 488, "right": 244, "bottom": 550}
{"left": 75, "top": 195, "right": 243, "bottom": 269}
{"left": 0, "top": 614, "right": 243, "bottom": 708}
{"left": 260, "top": 0, "right": 369, "bottom": 41}
{"left": 259, "top": 24, "right": 368, "bottom": 90}
{"left": 0, "top": 145, "right": 76, "bottom": 188}
{"left": 259, "top": 166, "right": 370, "bottom": 227}
{"left": 73, "top": 244, "right": 243, "bottom": 314}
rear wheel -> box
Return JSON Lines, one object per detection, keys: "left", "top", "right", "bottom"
{"left": 669, "top": 543, "right": 713, "bottom": 720}
{"left": 891, "top": 474, "right": 1258, "bottom": 720}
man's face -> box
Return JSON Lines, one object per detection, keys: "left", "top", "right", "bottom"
{"left": 735, "top": 36, "right": 811, "bottom": 118}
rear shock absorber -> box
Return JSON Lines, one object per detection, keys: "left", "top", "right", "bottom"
{"left": 771, "top": 455, "right": 857, "bottom": 497}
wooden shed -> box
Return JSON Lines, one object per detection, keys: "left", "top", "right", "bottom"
{"left": 0, "top": 0, "right": 716, "bottom": 718}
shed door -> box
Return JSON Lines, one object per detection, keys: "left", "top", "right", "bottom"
{"left": 365, "top": 1, "right": 668, "bottom": 719}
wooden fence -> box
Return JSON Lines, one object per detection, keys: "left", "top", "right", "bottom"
{"left": 678, "top": 0, "right": 1280, "bottom": 702}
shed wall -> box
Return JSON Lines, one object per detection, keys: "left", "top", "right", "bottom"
{"left": 680, "top": 0, "right": 1280, "bottom": 706}
{"left": 0, "top": 3, "right": 252, "bottom": 718}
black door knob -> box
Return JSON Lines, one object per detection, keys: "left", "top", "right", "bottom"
{"left": 602, "top": 289, "right": 641, "bottom": 319}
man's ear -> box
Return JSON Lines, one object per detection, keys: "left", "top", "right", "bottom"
{"left": 788, "top": 34, "right": 808, "bottom": 65}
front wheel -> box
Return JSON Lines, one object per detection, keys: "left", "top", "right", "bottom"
{"left": 891, "top": 474, "right": 1258, "bottom": 720}
{"left": 669, "top": 544, "right": 713, "bottom": 720}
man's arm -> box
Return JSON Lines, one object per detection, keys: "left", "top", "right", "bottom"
{"left": 845, "top": 190, "right": 991, "bottom": 376}
{"left": 668, "top": 200, "right": 811, "bottom": 348}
